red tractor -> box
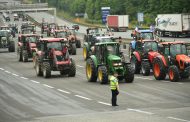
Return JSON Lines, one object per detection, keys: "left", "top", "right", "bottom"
{"left": 34, "top": 38, "right": 76, "bottom": 78}
{"left": 67, "top": 28, "right": 81, "bottom": 48}
{"left": 17, "top": 34, "right": 40, "bottom": 62}
{"left": 152, "top": 41, "right": 190, "bottom": 82}
{"left": 130, "top": 40, "right": 160, "bottom": 76}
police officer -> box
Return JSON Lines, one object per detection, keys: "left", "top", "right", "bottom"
{"left": 110, "top": 71, "right": 119, "bottom": 106}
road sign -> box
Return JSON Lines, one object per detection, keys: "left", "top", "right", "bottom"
{"left": 137, "top": 13, "right": 144, "bottom": 22}
{"left": 101, "top": 7, "right": 110, "bottom": 24}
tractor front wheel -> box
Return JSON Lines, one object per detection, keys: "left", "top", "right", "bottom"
{"left": 22, "top": 50, "right": 28, "bottom": 62}
{"left": 152, "top": 58, "right": 166, "bottom": 80}
{"left": 86, "top": 58, "right": 97, "bottom": 82}
{"left": 168, "top": 65, "right": 179, "bottom": 82}
{"left": 68, "top": 59, "right": 76, "bottom": 77}
{"left": 98, "top": 66, "right": 108, "bottom": 84}
{"left": 71, "top": 43, "right": 76, "bottom": 55}
{"left": 141, "top": 61, "right": 150, "bottom": 76}
{"left": 131, "top": 55, "right": 140, "bottom": 74}
{"left": 124, "top": 64, "right": 134, "bottom": 83}
{"left": 83, "top": 46, "right": 88, "bottom": 60}
{"left": 35, "top": 61, "right": 43, "bottom": 76}
{"left": 180, "top": 71, "right": 189, "bottom": 79}
{"left": 8, "top": 41, "right": 15, "bottom": 52}
{"left": 43, "top": 62, "right": 51, "bottom": 78}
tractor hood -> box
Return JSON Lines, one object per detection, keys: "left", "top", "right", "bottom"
{"left": 148, "top": 51, "right": 160, "bottom": 63}
{"left": 176, "top": 54, "right": 190, "bottom": 63}
{"left": 54, "top": 50, "right": 63, "bottom": 56}
{"left": 108, "top": 54, "right": 121, "bottom": 61}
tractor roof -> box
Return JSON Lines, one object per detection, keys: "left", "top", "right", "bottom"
{"left": 95, "top": 42, "right": 118, "bottom": 46}
{"left": 39, "top": 38, "right": 67, "bottom": 42}
{"left": 19, "top": 34, "right": 40, "bottom": 37}
{"left": 138, "top": 29, "right": 153, "bottom": 33}
{"left": 160, "top": 41, "right": 186, "bottom": 45}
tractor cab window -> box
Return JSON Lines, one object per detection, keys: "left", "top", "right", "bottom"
{"left": 98, "top": 38, "right": 113, "bottom": 43}
{"left": 170, "top": 44, "right": 187, "bottom": 57}
{"left": 106, "top": 45, "right": 118, "bottom": 55}
{"left": 135, "top": 41, "right": 143, "bottom": 51}
{"left": 140, "top": 32, "right": 153, "bottom": 40}
{"left": 143, "top": 42, "right": 158, "bottom": 53}
{"left": 56, "top": 31, "right": 67, "bottom": 38}
{"left": 164, "top": 47, "right": 169, "bottom": 56}
{"left": 47, "top": 42, "right": 62, "bottom": 51}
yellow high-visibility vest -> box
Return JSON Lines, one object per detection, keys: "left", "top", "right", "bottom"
{"left": 110, "top": 76, "right": 118, "bottom": 90}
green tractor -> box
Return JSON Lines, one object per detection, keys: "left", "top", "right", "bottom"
{"left": 86, "top": 42, "right": 134, "bottom": 84}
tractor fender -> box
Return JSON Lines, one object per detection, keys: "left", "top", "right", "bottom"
{"left": 83, "top": 42, "right": 90, "bottom": 51}
{"left": 89, "top": 55, "right": 98, "bottom": 68}
{"left": 132, "top": 51, "right": 141, "bottom": 62}
{"left": 154, "top": 55, "right": 167, "bottom": 67}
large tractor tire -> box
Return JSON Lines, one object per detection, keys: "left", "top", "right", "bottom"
{"left": 86, "top": 58, "right": 97, "bottom": 82}
{"left": 124, "top": 64, "right": 134, "bottom": 83}
{"left": 98, "top": 66, "right": 108, "bottom": 84}
{"left": 22, "top": 50, "right": 28, "bottom": 62}
{"left": 168, "top": 65, "right": 180, "bottom": 82}
{"left": 152, "top": 58, "right": 166, "bottom": 80}
{"left": 131, "top": 55, "right": 140, "bottom": 74}
{"left": 35, "top": 61, "right": 43, "bottom": 76}
{"left": 180, "top": 71, "right": 189, "bottom": 79}
{"left": 83, "top": 46, "right": 88, "bottom": 60}
{"left": 43, "top": 62, "right": 51, "bottom": 78}
{"left": 141, "top": 61, "right": 150, "bottom": 76}
{"left": 71, "top": 43, "right": 76, "bottom": 55}
{"left": 68, "top": 59, "right": 76, "bottom": 77}
{"left": 8, "top": 41, "right": 15, "bottom": 52}
{"left": 76, "top": 40, "right": 81, "bottom": 48}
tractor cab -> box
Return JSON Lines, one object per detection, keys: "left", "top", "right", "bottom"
{"left": 54, "top": 30, "right": 67, "bottom": 38}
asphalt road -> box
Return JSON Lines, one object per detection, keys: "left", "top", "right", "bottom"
{"left": 0, "top": 13, "right": 190, "bottom": 122}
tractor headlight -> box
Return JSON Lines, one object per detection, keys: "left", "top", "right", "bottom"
{"left": 113, "top": 62, "right": 122, "bottom": 67}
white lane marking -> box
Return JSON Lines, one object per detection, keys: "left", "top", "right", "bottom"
{"left": 178, "top": 83, "right": 184, "bottom": 85}
{"left": 75, "top": 95, "right": 92, "bottom": 100}
{"left": 43, "top": 84, "right": 54, "bottom": 89}
{"left": 135, "top": 76, "right": 153, "bottom": 81}
{"left": 98, "top": 101, "right": 111, "bottom": 106}
{"left": 20, "top": 77, "right": 28, "bottom": 80}
{"left": 5, "top": 70, "right": 11, "bottom": 73}
{"left": 161, "top": 81, "right": 170, "bottom": 83}
{"left": 12, "top": 73, "right": 19, "bottom": 77}
{"left": 127, "top": 108, "right": 154, "bottom": 115}
{"left": 167, "top": 117, "right": 190, "bottom": 122}
{"left": 77, "top": 65, "right": 84, "bottom": 68}
{"left": 0, "top": 68, "right": 5, "bottom": 70}
{"left": 30, "top": 80, "right": 40, "bottom": 84}
{"left": 57, "top": 89, "right": 70, "bottom": 94}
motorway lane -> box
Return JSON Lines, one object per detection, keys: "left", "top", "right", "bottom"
{"left": 0, "top": 13, "right": 190, "bottom": 122}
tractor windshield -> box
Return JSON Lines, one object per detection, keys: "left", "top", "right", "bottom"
{"left": 0, "top": 31, "right": 10, "bottom": 37}
{"left": 56, "top": 31, "right": 67, "bottom": 38}
{"left": 144, "top": 41, "right": 158, "bottom": 52}
{"left": 98, "top": 38, "right": 113, "bottom": 43}
{"left": 25, "top": 36, "right": 38, "bottom": 43}
{"left": 106, "top": 45, "right": 119, "bottom": 55}
{"left": 170, "top": 44, "right": 187, "bottom": 56}
{"left": 47, "top": 42, "right": 63, "bottom": 51}
{"left": 140, "top": 32, "right": 153, "bottom": 40}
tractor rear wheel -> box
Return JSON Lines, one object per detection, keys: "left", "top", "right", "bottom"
{"left": 43, "top": 62, "right": 51, "bottom": 78}
{"left": 71, "top": 43, "right": 76, "bottom": 55}
{"left": 152, "top": 58, "right": 166, "bottom": 80}
{"left": 68, "top": 59, "right": 76, "bottom": 77}
{"left": 124, "top": 64, "right": 134, "bottom": 83}
{"left": 141, "top": 61, "right": 150, "bottom": 76}
{"left": 8, "top": 41, "right": 15, "bottom": 52}
{"left": 35, "top": 61, "right": 43, "bottom": 76}
{"left": 131, "top": 55, "right": 140, "bottom": 74}
{"left": 22, "top": 50, "right": 28, "bottom": 62}
{"left": 17, "top": 50, "right": 22, "bottom": 62}
{"left": 76, "top": 40, "right": 81, "bottom": 48}
{"left": 83, "top": 46, "right": 88, "bottom": 60}
{"left": 98, "top": 66, "right": 108, "bottom": 84}
{"left": 86, "top": 58, "right": 97, "bottom": 82}
{"left": 168, "top": 65, "right": 179, "bottom": 82}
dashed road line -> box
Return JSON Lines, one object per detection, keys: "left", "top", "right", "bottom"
{"left": 43, "top": 84, "right": 54, "bottom": 89}
{"left": 98, "top": 101, "right": 111, "bottom": 106}
{"left": 167, "top": 117, "right": 190, "bottom": 122}
{"left": 57, "top": 89, "right": 71, "bottom": 94}
{"left": 12, "top": 73, "right": 19, "bottom": 77}
{"left": 0, "top": 68, "right": 5, "bottom": 70}
{"left": 20, "top": 77, "right": 28, "bottom": 80}
{"left": 5, "top": 70, "right": 11, "bottom": 73}
{"left": 127, "top": 108, "right": 154, "bottom": 115}
{"left": 30, "top": 80, "right": 40, "bottom": 84}
{"left": 135, "top": 76, "right": 153, "bottom": 81}
{"left": 177, "top": 83, "right": 184, "bottom": 85}
{"left": 77, "top": 65, "right": 84, "bottom": 68}
{"left": 75, "top": 95, "right": 92, "bottom": 100}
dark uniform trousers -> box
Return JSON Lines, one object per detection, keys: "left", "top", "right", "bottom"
{"left": 111, "top": 89, "right": 119, "bottom": 106}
